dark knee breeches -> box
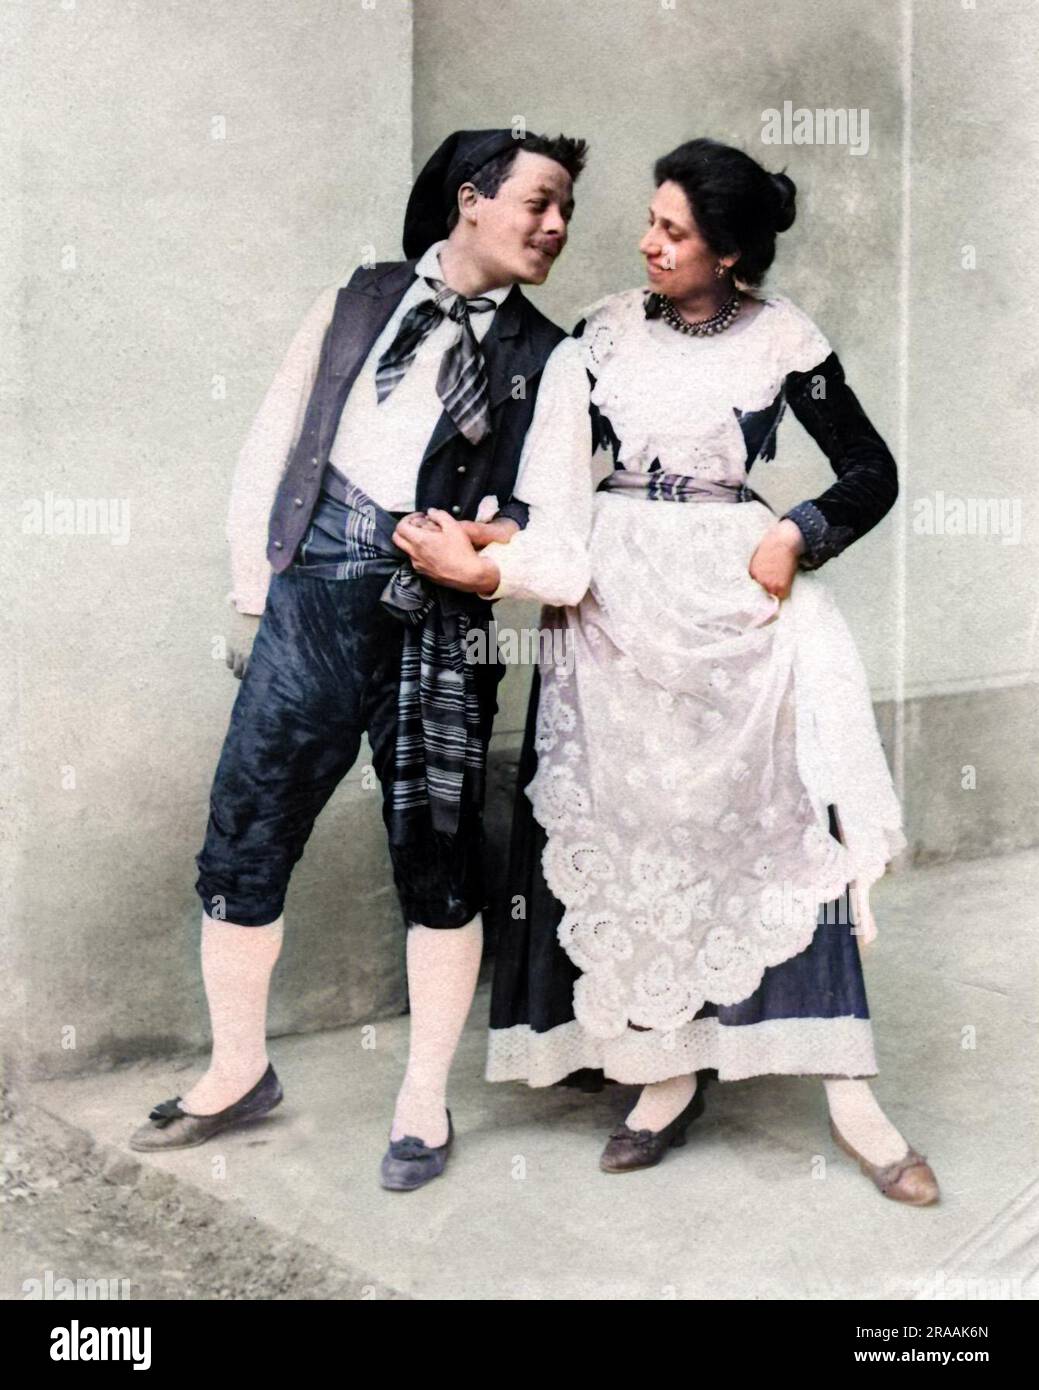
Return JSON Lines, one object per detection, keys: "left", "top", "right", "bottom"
{"left": 194, "top": 569, "right": 503, "bottom": 929}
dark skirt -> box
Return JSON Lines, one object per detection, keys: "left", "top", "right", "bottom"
{"left": 487, "top": 668, "right": 878, "bottom": 1088}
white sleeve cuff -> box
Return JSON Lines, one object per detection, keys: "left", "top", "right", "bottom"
{"left": 480, "top": 540, "right": 518, "bottom": 601}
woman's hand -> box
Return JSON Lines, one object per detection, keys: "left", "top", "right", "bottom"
{"left": 459, "top": 516, "right": 520, "bottom": 549}
{"left": 748, "top": 518, "right": 805, "bottom": 599}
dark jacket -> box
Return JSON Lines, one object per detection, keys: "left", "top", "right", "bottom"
{"left": 267, "top": 259, "right": 566, "bottom": 575}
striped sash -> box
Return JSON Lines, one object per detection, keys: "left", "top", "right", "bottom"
{"left": 597, "top": 469, "right": 770, "bottom": 506}
{"left": 292, "top": 464, "right": 487, "bottom": 842}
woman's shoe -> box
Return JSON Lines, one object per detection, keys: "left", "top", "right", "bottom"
{"left": 828, "top": 1116, "right": 940, "bottom": 1205}
{"left": 599, "top": 1074, "right": 711, "bottom": 1174}
{"left": 129, "top": 1062, "right": 283, "bottom": 1152}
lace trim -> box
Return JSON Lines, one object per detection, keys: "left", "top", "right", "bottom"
{"left": 770, "top": 295, "right": 833, "bottom": 375}
{"left": 788, "top": 577, "right": 906, "bottom": 888}
{"left": 528, "top": 606, "right": 889, "bottom": 1037}
{"left": 486, "top": 1016, "right": 878, "bottom": 1087}
{"left": 575, "top": 289, "right": 832, "bottom": 480}
{"left": 784, "top": 500, "right": 857, "bottom": 571}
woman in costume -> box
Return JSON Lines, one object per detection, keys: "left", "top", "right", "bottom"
{"left": 485, "top": 138, "right": 939, "bottom": 1204}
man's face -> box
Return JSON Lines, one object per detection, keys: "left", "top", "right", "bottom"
{"left": 466, "top": 150, "right": 575, "bottom": 286}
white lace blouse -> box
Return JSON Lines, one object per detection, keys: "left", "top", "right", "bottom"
{"left": 484, "top": 287, "right": 845, "bottom": 604}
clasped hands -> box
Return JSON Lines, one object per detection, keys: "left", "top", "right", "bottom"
{"left": 223, "top": 512, "right": 518, "bottom": 683}
{"left": 392, "top": 509, "right": 803, "bottom": 600}
{"left": 391, "top": 510, "right": 518, "bottom": 596}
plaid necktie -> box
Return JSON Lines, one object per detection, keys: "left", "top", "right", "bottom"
{"left": 375, "top": 277, "right": 497, "bottom": 445}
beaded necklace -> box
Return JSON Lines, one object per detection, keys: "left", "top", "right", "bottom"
{"left": 649, "top": 290, "right": 742, "bottom": 336}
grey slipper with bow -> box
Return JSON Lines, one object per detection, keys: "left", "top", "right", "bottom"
{"left": 129, "top": 1062, "right": 283, "bottom": 1152}
{"left": 380, "top": 1109, "right": 453, "bottom": 1191}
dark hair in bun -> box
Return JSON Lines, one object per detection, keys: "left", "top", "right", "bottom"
{"left": 769, "top": 171, "right": 797, "bottom": 234}
{"left": 653, "top": 137, "right": 798, "bottom": 286}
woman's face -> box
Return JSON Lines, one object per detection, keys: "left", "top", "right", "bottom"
{"left": 639, "top": 179, "right": 734, "bottom": 299}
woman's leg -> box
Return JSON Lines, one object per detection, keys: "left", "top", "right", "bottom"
{"left": 181, "top": 913, "right": 284, "bottom": 1114}
{"left": 813, "top": 816, "right": 906, "bottom": 1160}
{"left": 822, "top": 1078, "right": 912, "bottom": 1164}
{"left": 625, "top": 1074, "right": 910, "bottom": 1163}
{"left": 625, "top": 1072, "right": 700, "bottom": 1131}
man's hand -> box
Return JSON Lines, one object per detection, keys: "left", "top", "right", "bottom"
{"left": 398, "top": 510, "right": 442, "bottom": 532}
{"left": 459, "top": 516, "right": 520, "bottom": 550}
{"left": 748, "top": 518, "right": 805, "bottom": 599}
{"left": 226, "top": 609, "right": 261, "bottom": 680}
{"left": 392, "top": 508, "right": 500, "bottom": 595}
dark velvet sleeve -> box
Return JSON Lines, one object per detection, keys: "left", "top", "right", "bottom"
{"left": 780, "top": 350, "right": 899, "bottom": 569}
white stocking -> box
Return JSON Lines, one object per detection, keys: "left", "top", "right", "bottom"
{"left": 390, "top": 912, "right": 484, "bottom": 1147}
{"left": 181, "top": 912, "right": 284, "bottom": 1115}
{"left": 625, "top": 1072, "right": 698, "bottom": 1132}
{"left": 823, "top": 1078, "right": 909, "bottom": 1165}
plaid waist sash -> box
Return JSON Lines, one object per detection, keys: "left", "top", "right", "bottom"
{"left": 292, "top": 464, "right": 487, "bottom": 843}
{"left": 597, "top": 469, "right": 772, "bottom": 508}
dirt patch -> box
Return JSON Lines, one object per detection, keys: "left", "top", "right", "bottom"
{"left": 1, "top": 1084, "right": 405, "bottom": 1301}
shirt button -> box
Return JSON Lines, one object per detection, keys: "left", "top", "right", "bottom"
{"left": 310, "top": 455, "right": 319, "bottom": 466}
{"left": 456, "top": 464, "right": 467, "bottom": 474}
{"left": 273, "top": 540, "right": 284, "bottom": 550}
{"left": 451, "top": 504, "right": 461, "bottom": 516}
{"left": 293, "top": 497, "right": 304, "bottom": 507}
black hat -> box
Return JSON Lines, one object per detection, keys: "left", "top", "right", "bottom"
{"left": 403, "top": 129, "right": 532, "bottom": 259}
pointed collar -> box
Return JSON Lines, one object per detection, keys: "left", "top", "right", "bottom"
{"left": 414, "top": 240, "right": 513, "bottom": 309}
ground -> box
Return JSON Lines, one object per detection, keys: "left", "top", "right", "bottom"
{"left": 2, "top": 1084, "right": 401, "bottom": 1301}
{"left": 5, "top": 850, "right": 1038, "bottom": 1301}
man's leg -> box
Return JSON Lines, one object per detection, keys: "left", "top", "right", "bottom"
{"left": 181, "top": 914, "right": 284, "bottom": 1114}
{"left": 364, "top": 620, "right": 502, "bottom": 1148}
{"left": 391, "top": 914, "right": 484, "bottom": 1146}
{"left": 188, "top": 572, "right": 373, "bottom": 1112}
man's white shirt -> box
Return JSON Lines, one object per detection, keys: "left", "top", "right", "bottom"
{"left": 226, "top": 242, "right": 592, "bottom": 615}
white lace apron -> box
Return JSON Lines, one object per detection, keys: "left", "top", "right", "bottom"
{"left": 525, "top": 289, "right": 905, "bottom": 1048}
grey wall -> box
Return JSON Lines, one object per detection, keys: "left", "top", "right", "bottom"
{"left": 5, "top": 0, "right": 1036, "bottom": 1078}
{"left": 3, "top": 0, "right": 415, "bottom": 1077}
{"left": 899, "top": 0, "right": 1039, "bottom": 860}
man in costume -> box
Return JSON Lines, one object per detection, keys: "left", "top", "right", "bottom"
{"left": 130, "top": 128, "right": 590, "bottom": 1190}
